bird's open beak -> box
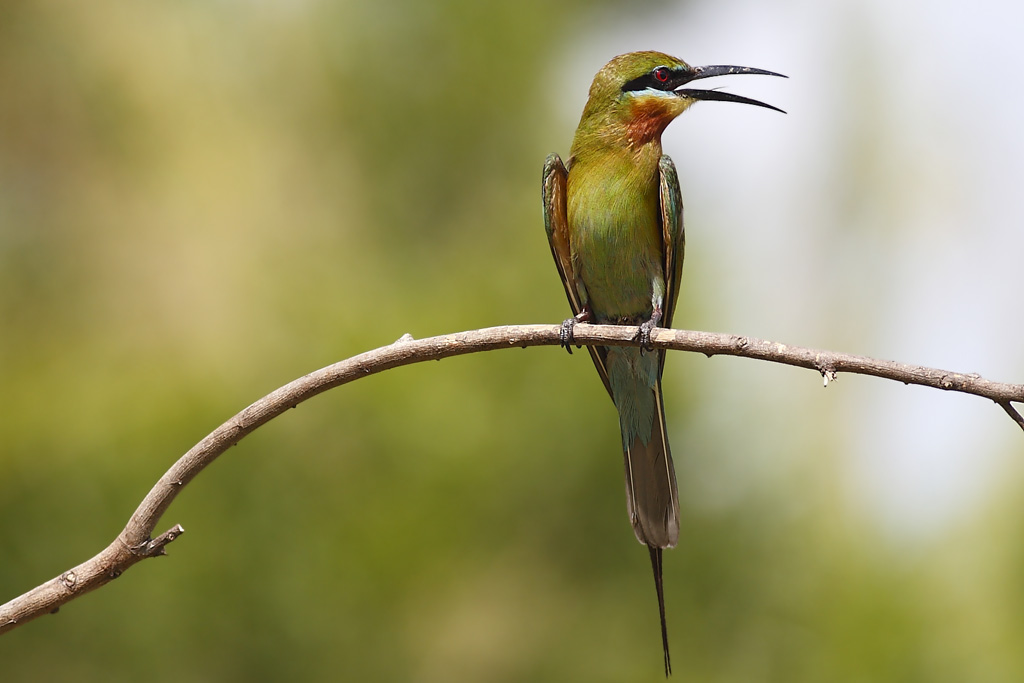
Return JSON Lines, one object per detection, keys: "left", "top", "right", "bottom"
{"left": 675, "top": 65, "right": 787, "bottom": 113}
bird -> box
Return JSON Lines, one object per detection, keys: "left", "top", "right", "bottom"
{"left": 541, "top": 50, "right": 784, "bottom": 675}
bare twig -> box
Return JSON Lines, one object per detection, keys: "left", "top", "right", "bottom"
{"left": 2, "top": 323, "right": 1021, "bottom": 634}
{"left": 1000, "top": 402, "right": 1024, "bottom": 432}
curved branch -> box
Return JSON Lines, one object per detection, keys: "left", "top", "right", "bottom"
{"left": 2, "top": 323, "right": 1021, "bottom": 634}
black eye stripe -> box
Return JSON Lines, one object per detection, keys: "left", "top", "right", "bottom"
{"left": 621, "top": 67, "right": 680, "bottom": 93}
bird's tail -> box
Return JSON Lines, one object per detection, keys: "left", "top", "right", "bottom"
{"left": 621, "top": 377, "right": 679, "bottom": 549}
{"left": 625, "top": 381, "right": 678, "bottom": 677}
{"left": 609, "top": 346, "right": 679, "bottom": 548}
{"left": 649, "top": 545, "right": 671, "bottom": 676}
{"left": 607, "top": 346, "right": 680, "bottom": 675}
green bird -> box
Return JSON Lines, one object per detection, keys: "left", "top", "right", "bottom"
{"left": 542, "top": 51, "right": 784, "bottom": 674}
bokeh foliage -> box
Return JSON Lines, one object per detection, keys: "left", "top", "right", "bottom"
{"left": 2, "top": 1, "right": 1023, "bottom": 681}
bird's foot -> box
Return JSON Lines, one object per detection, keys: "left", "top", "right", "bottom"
{"left": 559, "top": 309, "right": 592, "bottom": 354}
{"left": 634, "top": 308, "right": 662, "bottom": 355}
{"left": 559, "top": 319, "right": 576, "bottom": 354}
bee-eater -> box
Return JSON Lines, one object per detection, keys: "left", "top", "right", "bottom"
{"left": 542, "top": 51, "right": 784, "bottom": 675}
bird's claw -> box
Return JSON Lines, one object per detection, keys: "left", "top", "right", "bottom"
{"left": 634, "top": 309, "right": 662, "bottom": 355}
{"left": 635, "top": 319, "right": 657, "bottom": 354}
{"left": 559, "top": 318, "right": 577, "bottom": 354}
{"left": 559, "top": 309, "right": 592, "bottom": 354}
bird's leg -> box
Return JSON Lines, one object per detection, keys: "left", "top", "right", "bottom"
{"left": 635, "top": 306, "right": 662, "bottom": 354}
{"left": 560, "top": 308, "right": 592, "bottom": 354}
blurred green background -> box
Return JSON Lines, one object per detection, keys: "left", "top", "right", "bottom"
{"left": 2, "top": 0, "right": 1023, "bottom": 681}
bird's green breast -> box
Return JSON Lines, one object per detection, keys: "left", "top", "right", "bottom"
{"left": 566, "top": 150, "right": 663, "bottom": 322}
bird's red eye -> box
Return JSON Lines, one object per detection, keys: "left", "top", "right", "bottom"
{"left": 653, "top": 67, "right": 670, "bottom": 82}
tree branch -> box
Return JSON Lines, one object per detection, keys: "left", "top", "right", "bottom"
{"left": 2, "top": 323, "right": 1021, "bottom": 634}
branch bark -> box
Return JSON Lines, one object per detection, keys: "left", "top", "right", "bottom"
{"left": 2, "top": 323, "right": 1022, "bottom": 634}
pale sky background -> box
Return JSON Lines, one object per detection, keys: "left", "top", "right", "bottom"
{"left": 551, "top": 0, "right": 1024, "bottom": 541}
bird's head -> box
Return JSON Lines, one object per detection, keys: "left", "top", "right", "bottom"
{"left": 577, "top": 50, "right": 785, "bottom": 147}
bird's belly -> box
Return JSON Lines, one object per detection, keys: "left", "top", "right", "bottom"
{"left": 574, "top": 221, "right": 660, "bottom": 323}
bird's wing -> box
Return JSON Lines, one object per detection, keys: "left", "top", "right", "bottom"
{"left": 658, "top": 155, "right": 685, "bottom": 328}
{"left": 658, "top": 155, "right": 685, "bottom": 375}
{"left": 543, "top": 153, "right": 612, "bottom": 398}
{"left": 542, "top": 154, "right": 581, "bottom": 315}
